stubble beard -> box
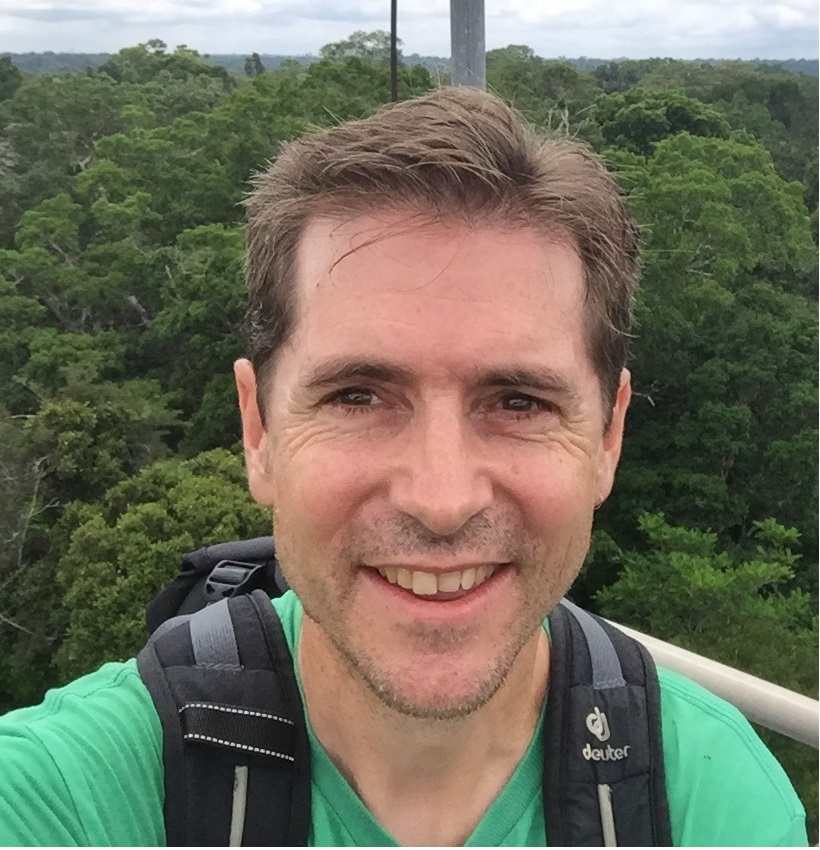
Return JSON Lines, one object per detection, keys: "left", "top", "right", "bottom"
{"left": 278, "top": 512, "right": 586, "bottom": 721}
{"left": 324, "top": 615, "right": 539, "bottom": 720}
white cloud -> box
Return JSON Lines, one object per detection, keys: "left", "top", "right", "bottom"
{"left": 0, "top": 0, "right": 816, "bottom": 58}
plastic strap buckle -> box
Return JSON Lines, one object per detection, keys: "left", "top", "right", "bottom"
{"left": 204, "top": 560, "right": 267, "bottom": 604}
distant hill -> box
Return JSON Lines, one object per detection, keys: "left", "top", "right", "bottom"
{"left": 2, "top": 50, "right": 817, "bottom": 77}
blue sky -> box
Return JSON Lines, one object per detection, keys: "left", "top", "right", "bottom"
{"left": 1, "top": 0, "right": 817, "bottom": 59}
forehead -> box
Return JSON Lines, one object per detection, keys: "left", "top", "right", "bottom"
{"left": 286, "top": 212, "right": 591, "bottom": 382}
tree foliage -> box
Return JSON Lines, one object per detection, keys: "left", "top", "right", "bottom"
{"left": 320, "top": 30, "right": 401, "bottom": 67}
{"left": 592, "top": 88, "right": 731, "bottom": 155}
{"left": 0, "top": 56, "right": 22, "bottom": 102}
{"left": 596, "top": 133, "right": 818, "bottom": 585}
{"left": 595, "top": 513, "right": 818, "bottom": 834}
{"left": 243, "top": 53, "right": 265, "bottom": 78}
{"left": 596, "top": 513, "right": 816, "bottom": 691}
{"left": 54, "top": 449, "right": 270, "bottom": 680}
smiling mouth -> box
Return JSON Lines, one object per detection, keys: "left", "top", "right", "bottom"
{"left": 374, "top": 565, "right": 501, "bottom": 597}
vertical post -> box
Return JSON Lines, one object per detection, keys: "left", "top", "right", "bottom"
{"left": 450, "top": 0, "right": 486, "bottom": 90}
{"left": 390, "top": 0, "right": 398, "bottom": 101}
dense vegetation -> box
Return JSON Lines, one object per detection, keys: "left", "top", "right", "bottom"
{"left": 0, "top": 35, "right": 816, "bottom": 834}
{"left": 4, "top": 47, "right": 818, "bottom": 78}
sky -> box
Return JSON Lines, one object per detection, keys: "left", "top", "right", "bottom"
{"left": 1, "top": 0, "right": 817, "bottom": 60}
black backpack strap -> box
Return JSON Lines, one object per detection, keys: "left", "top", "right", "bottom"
{"left": 145, "top": 537, "right": 288, "bottom": 634}
{"left": 137, "top": 589, "right": 311, "bottom": 846}
{"left": 543, "top": 599, "right": 671, "bottom": 846}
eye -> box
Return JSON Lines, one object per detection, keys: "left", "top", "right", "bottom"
{"left": 498, "top": 394, "right": 554, "bottom": 416}
{"left": 329, "top": 388, "right": 381, "bottom": 407}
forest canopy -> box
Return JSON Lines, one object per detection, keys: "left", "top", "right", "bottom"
{"left": 0, "top": 35, "right": 817, "bottom": 833}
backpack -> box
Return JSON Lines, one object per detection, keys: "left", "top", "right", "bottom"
{"left": 138, "top": 537, "right": 671, "bottom": 847}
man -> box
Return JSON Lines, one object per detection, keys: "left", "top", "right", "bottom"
{"left": 0, "top": 87, "right": 807, "bottom": 846}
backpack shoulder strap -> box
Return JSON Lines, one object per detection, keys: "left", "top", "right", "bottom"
{"left": 543, "top": 599, "right": 671, "bottom": 847}
{"left": 145, "top": 537, "right": 287, "bottom": 634}
{"left": 137, "top": 589, "right": 311, "bottom": 846}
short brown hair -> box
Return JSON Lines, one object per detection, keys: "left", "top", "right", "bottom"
{"left": 245, "top": 86, "right": 639, "bottom": 419}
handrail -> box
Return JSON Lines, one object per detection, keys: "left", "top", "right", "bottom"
{"left": 607, "top": 619, "right": 819, "bottom": 749}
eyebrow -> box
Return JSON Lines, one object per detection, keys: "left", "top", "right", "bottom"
{"left": 477, "top": 367, "right": 581, "bottom": 406}
{"left": 301, "top": 358, "right": 415, "bottom": 392}
{"left": 301, "top": 358, "right": 580, "bottom": 404}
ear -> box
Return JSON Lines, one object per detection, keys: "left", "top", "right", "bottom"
{"left": 234, "top": 358, "right": 277, "bottom": 507}
{"left": 594, "top": 369, "right": 631, "bottom": 506}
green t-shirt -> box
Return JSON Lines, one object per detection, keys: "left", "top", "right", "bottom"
{"left": 0, "top": 591, "right": 807, "bottom": 846}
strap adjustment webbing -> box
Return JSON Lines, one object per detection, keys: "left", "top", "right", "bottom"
{"left": 180, "top": 702, "right": 296, "bottom": 763}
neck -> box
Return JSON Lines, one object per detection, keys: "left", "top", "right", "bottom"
{"left": 299, "top": 619, "right": 549, "bottom": 846}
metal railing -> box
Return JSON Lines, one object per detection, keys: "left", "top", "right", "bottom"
{"left": 609, "top": 619, "right": 819, "bottom": 749}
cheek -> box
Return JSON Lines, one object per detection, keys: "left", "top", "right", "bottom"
{"left": 510, "top": 455, "right": 597, "bottom": 528}
{"left": 273, "top": 448, "right": 378, "bottom": 538}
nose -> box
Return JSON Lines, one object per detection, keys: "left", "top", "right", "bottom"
{"left": 388, "top": 403, "right": 494, "bottom": 536}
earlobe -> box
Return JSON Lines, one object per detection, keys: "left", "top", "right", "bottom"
{"left": 595, "top": 369, "right": 632, "bottom": 506}
{"left": 233, "top": 358, "right": 277, "bottom": 506}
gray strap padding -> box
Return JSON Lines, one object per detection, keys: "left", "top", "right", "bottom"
{"left": 559, "top": 598, "right": 626, "bottom": 689}
{"left": 189, "top": 599, "right": 241, "bottom": 669}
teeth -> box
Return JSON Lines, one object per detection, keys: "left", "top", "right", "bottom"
{"left": 396, "top": 568, "right": 414, "bottom": 589}
{"left": 437, "top": 572, "right": 462, "bottom": 592}
{"left": 412, "top": 571, "right": 438, "bottom": 595}
{"left": 376, "top": 565, "right": 498, "bottom": 596}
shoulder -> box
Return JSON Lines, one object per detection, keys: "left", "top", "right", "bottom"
{"left": 657, "top": 666, "right": 807, "bottom": 846}
{"left": 271, "top": 588, "right": 303, "bottom": 653}
{"left": 0, "top": 658, "right": 165, "bottom": 846}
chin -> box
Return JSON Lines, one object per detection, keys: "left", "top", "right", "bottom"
{"left": 336, "top": 638, "right": 525, "bottom": 721}
{"left": 366, "top": 674, "right": 504, "bottom": 720}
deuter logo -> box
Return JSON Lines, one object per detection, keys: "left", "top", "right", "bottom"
{"left": 585, "top": 706, "right": 610, "bottom": 742}
{"left": 582, "top": 742, "right": 631, "bottom": 762}
{"left": 582, "top": 707, "right": 629, "bottom": 762}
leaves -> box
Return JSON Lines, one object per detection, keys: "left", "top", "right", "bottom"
{"left": 596, "top": 513, "right": 815, "bottom": 694}
{"left": 53, "top": 449, "right": 270, "bottom": 679}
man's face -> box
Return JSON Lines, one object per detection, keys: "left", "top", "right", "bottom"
{"left": 236, "top": 213, "right": 630, "bottom": 719}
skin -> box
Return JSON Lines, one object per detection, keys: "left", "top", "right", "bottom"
{"left": 235, "top": 212, "right": 631, "bottom": 845}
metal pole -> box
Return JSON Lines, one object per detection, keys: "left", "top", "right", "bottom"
{"left": 390, "top": 0, "right": 398, "bottom": 101}
{"left": 450, "top": 0, "right": 485, "bottom": 89}
{"left": 608, "top": 619, "right": 820, "bottom": 749}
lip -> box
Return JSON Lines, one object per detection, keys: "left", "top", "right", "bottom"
{"left": 359, "top": 562, "right": 513, "bottom": 625}
{"left": 365, "top": 562, "right": 500, "bottom": 574}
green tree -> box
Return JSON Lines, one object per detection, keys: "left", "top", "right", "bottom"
{"left": 0, "top": 272, "right": 48, "bottom": 412}
{"left": 320, "top": 30, "right": 401, "bottom": 67}
{"left": 139, "top": 224, "right": 247, "bottom": 455}
{"left": 244, "top": 53, "right": 265, "bottom": 78}
{"left": 487, "top": 47, "right": 599, "bottom": 136}
{"left": 0, "top": 56, "right": 22, "bottom": 102}
{"left": 593, "top": 88, "right": 731, "bottom": 156}
{"left": 588, "top": 132, "right": 818, "bottom": 588}
{"left": 636, "top": 61, "right": 819, "bottom": 186}
{"left": 0, "top": 412, "right": 53, "bottom": 587}
{"left": 595, "top": 513, "right": 818, "bottom": 839}
{"left": 98, "top": 41, "right": 233, "bottom": 88}
{"left": 593, "top": 58, "right": 677, "bottom": 94}
{"left": 53, "top": 449, "right": 270, "bottom": 680}
{"left": 0, "top": 44, "right": 237, "bottom": 248}
{"left": 0, "top": 71, "right": 126, "bottom": 247}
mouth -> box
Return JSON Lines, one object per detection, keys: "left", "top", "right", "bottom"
{"left": 371, "top": 564, "right": 504, "bottom": 600}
